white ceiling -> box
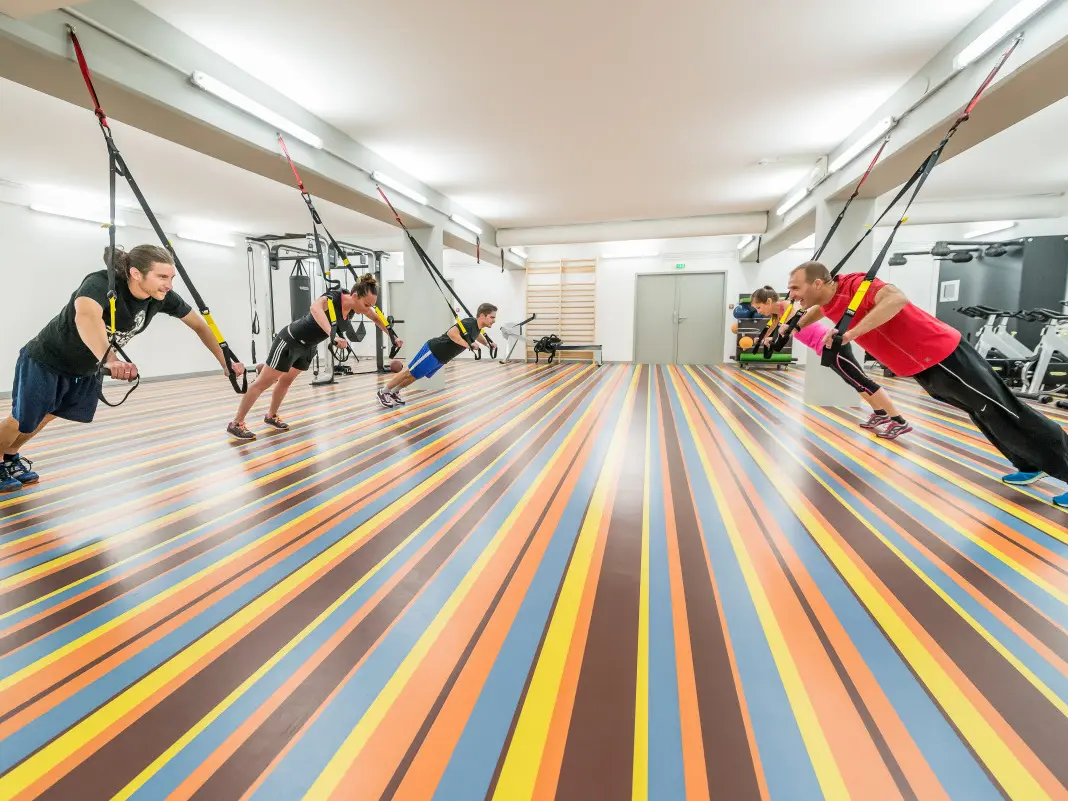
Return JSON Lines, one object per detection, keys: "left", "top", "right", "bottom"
{"left": 899, "top": 92, "right": 1068, "bottom": 201}
{"left": 135, "top": 0, "right": 996, "bottom": 230}
{"left": 0, "top": 77, "right": 396, "bottom": 239}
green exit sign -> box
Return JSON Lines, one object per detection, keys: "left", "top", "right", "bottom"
{"left": 675, "top": 263, "right": 686, "bottom": 269}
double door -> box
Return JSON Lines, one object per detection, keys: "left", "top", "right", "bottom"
{"left": 634, "top": 272, "right": 725, "bottom": 364}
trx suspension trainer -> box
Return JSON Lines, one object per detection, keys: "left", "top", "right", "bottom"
{"left": 276, "top": 136, "right": 401, "bottom": 359}
{"left": 821, "top": 36, "right": 1021, "bottom": 368}
{"left": 67, "top": 27, "right": 247, "bottom": 405}
{"left": 752, "top": 135, "right": 890, "bottom": 359}
{"left": 376, "top": 186, "right": 498, "bottom": 360}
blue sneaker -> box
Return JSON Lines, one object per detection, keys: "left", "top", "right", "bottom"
{"left": 1002, "top": 471, "right": 1045, "bottom": 485}
{"left": 0, "top": 463, "right": 22, "bottom": 492}
{"left": 1054, "top": 492, "right": 1068, "bottom": 509}
{"left": 4, "top": 454, "right": 38, "bottom": 485}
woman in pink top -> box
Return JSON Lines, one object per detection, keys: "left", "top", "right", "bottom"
{"left": 751, "top": 287, "right": 911, "bottom": 438}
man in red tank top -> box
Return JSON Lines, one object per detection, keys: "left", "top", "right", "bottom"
{"left": 787, "top": 261, "right": 1068, "bottom": 508}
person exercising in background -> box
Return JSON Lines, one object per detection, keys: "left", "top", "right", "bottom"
{"left": 751, "top": 286, "right": 911, "bottom": 438}
{"left": 227, "top": 273, "right": 399, "bottom": 440}
{"left": 377, "top": 303, "right": 497, "bottom": 408}
{"left": 788, "top": 261, "right": 1068, "bottom": 507}
{"left": 0, "top": 245, "right": 245, "bottom": 492}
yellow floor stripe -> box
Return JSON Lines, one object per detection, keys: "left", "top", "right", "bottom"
{"left": 0, "top": 372, "right": 595, "bottom": 800}
{"left": 709, "top": 370, "right": 1068, "bottom": 718}
{"left": 112, "top": 369, "right": 592, "bottom": 800}
{"left": 732, "top": 370, "right": 1068, "bottom": 601}
{"left": 670, "top": 369, "right": 850, "bottom": 801}
{"left": 685, "top": 367, "right": 1055, "bottom": 801}
{"left": 632, "top": 375, "right": 652, "bottom": 801}
{"left": 490, "top": 368, "right": 641, "bottom": 801}
{"left": 302, "top": 368, "right": 629, "bottom": 801}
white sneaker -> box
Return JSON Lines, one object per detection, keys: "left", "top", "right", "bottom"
{"left": 389, "top": 391, "right": 406, "bottom": 406}
{"left": 376, "top": 389, "right": 395, "bottom": 408}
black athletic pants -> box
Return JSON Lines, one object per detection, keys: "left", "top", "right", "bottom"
{"left": 828, "top": 343, "right": 881, "bottom": 396}
{"left": 913, "top": 340, "right": 1068, "bottom": 481}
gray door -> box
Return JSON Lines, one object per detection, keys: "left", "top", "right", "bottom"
{"left": 634, "top": 274, "right": 678, "bottom": 364}
{"left": 633, "top": 272, "right": 725, "bottom": 364}
{"left": 676, "top": 272, "right": 725, "bottom": 365}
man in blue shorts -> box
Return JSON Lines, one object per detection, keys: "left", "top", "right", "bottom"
{"left": 377, "top": 303, "right": 497, "bottom": 408}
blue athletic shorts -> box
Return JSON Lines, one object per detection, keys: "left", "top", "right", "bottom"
{"left": 10, "top": 350, "right": 101, "bottom": 433}
{"left": 408, "top": 342, "right": 444, "bottom": 380}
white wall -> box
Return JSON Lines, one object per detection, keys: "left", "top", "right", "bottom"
{"left": 0, "top": 201, "right": 252, "bottom": 393}
{"left": 527, "top": 238, "right": 751, "bottom": 363}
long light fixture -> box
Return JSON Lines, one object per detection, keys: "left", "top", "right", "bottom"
{"left": 828, "top": 117, "right": 893, "bottom": 174}
{"left": 450, "top": 213, "right": 482, "bottom": 235}
{"left": 29, "top": 203, "right": 124, "bottom": 226}
{"left": 189, "top": 71, "right": 323, "bottom": 150}
{"left": 371, "top": 171, "right": 428, "bottom": 206}
{"left": 964, "top": 220, "right": 1016, "bottom": 239}
{"left": 954, "top": 0, "right": 1053, "bottom": 70}
{"left": 601, "top": 249, "right": 659, "bottom": 259}
{"left": 776, "top": 187, "right": 809, "bottom": 218}
{"left": 509, "top": 246, "right": 529, "bottom": 259}
{"left": 176, "top": 229, "right": 236, "bottom": 247}
{"left": 737, "top": 234, "right": 755, "bottom": 250}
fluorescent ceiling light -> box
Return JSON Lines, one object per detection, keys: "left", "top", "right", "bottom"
{"left": 372, "top": 171, "right": 428, "bottom": 206}
{"left": 737, "top": 234, "right": 755, "bottom": 250}
{"left": 601, "top": 250, "right": 659, "bottom": 259}
{"left": 776, "top": 188, "right": 808, "bottom": 218}
{"left": 30, "top": 203, "right": 124, "bottom": 226}
{"left": 964, "top": 220, "right": 1016, "bottom": 239}
{"left": 509, "top": 246, "right": 528, "bottom": 259}
{"left": 828, "top": 117, "right": 893, "bottom": 174}
{"left": 189, "top": 71, "right": 323, "bottom": 150}
{"left": 450, "top": 214, "right": 482, "bottom": 235}
{"left": 789, "top": 234, "right": 816, "bottom": 250}
{"left": 954, "top": 0, "right": 1052, "bottom": 70}
{"left": 176, "top": 230, "right": 236, "bottom": 247}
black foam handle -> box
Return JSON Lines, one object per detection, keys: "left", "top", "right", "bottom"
{"left": 820, "top": 334, "right": 843, "bottom": 368}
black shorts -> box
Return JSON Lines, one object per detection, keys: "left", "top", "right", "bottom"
{"left": 265, "top": 334, "right": 316, "bottom": 372}
{"left": 10, "top": 350, "right": 101, "bottom": 433}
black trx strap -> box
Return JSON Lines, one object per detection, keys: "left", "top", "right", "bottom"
{"left": 376, "top": 185, "right": 486, "bottom": 354}
{"left": 758, "top": 136, "right": 892, "bottom": 357}
{"left": 68, "top": 27, "right": 247, "bottom": 400}
{"left": 822, "top": 35, "right": 1021, "bottom": 368}
{"left": 277, "top": 136, "right": 400, "bottom": 354}
{"left": 246, "top": 245, "right": 261, "bottom": 365}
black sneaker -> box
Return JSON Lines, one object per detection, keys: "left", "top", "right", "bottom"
{"left": 4, "top": 454, "right": 39, "bottom": 485}
{"left": 0, "top": 463, "right": 21, "bottom": 493}
{"left": 227, "top": 421, "right": 257, "bottom": 441}
{"left": 377, "top": 389, "right": 395, "bottom": 409}
{"left": 389, "top": 391, "right": 406, "bottom": 406}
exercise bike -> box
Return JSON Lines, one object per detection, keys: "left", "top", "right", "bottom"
{"left": 1019, "top": 306, "right": 1068, "bottom": 399}
{"left": 956, "top": 305, "right": 1034, "bottom": 386}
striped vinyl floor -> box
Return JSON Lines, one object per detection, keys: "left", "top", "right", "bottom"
{"left": 0, "top": 362, "right": 1065, "bottom": 801}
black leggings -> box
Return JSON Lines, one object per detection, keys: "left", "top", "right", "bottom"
{"left": 828, "top": 343, "right": 881, "bottom": 396}
{"left": 914, "top": 341, "right": 1068, "bottom": 481}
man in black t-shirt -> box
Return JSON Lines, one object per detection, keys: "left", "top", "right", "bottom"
{"left": 377, "top": 303, "right": 497, "bottom": 408}
{"left": 0, "top": 245, "right": 245, "bottom": 492}
{"left": 227, "top": 274, "right": 398, "bottom": 440}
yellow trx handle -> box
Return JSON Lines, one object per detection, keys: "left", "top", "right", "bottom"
{"left": 202, "top": 312, "right": 225, "bottom": 344}
{"left": 326, "top": 297, "right": 338, "bottom": 324}
{"left": 371, "top": 305, "right": 389, "bottom": 327}
{"left": 846, "top": 280, "right": 872, "bottom": 313}
{"left": 109, "top": 296, "right": 117, "bottom": 336}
